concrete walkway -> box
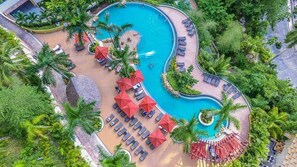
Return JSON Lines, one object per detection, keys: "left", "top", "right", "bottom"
{"left": 159, "top": 6, "right": 251, "bottom": 141}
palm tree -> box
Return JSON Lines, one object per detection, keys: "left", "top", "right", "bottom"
{"left": 63, "top": 98, "right": 101, "bottom": 139}
{"left": 266, "top": 107, "right": 288, "bottom": 139}
{"left": 109, "top": 45, "right": 139, "bottom": 78}
{"left": 170, "top": 115, "right": 207, "bottom": 153}
{"left": 97, "top": 12, "right": 132, "bottom": 48}
{"left": 285, "top": 29, "right": 297, "bottom": 48}
{"left": 27, "top": 44, "right": 72, "bottom": 86}
{"left": 15, "top": 11, "right": 27, "bottom": 25}
{"left": 0, "top": 42, "right": 27, "bottom": 87}
{"left": 21, "top": 114, "right": 51, "bottom": 143}
{"left": 26, "top": 12, "right": 40, "bottom": 25}
{"left": 204, "top": 92, "right": 246, "bottom": 130}
{"left": 98, "top": 144, "right": 136, "bottom": 167}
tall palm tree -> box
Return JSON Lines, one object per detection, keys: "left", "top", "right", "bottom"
{"left": 98, "top": 144, "right": 136, "bottom": 167}
{"left": 266, "top": 107, "right": 288, "bottom": 139}
{"left": 26, "top": 12, "right": 40, "bottom": 25}
{"left": 15, "top": 12, "right": 27, "bottom": 25}
{"left": 27, "top": 44, "right": 72, "bottom": 86}
{"left": 109, "top": 45, "right": 139, "bottom": 78}
{"left": 204, "top": 92, "right": 246, "bottom": 130}
{"left": 63, "top": 98, "right": 101, "bottom": 139}
{"left": 21, "top": 114, "right": 51, "bottom": 143}
{"left": 97, "top": 12, "right": 132, "bottom": 48}
{"left": 0, "top": 42, "right": 27, "bottom": 87}
{"left": 285, "top": 29, "right": 297, "bottom": 48}
{"left": 170, "top": 115, "right": 207, "bottom": 153}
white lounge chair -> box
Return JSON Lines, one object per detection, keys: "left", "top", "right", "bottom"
{"left": 52, "top": 44, "right": 61, "bottom": 51}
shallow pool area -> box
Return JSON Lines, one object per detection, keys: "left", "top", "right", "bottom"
{"left": 96, "top": 2, "right": 227, "bottom": 139}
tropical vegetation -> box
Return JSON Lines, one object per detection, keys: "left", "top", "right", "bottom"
{"left": 170, "top": 115, "right": 207, "bottom": 153}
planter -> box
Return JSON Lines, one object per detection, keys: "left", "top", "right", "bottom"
{"left": 119, "top": 149, "right": 132, "bottom": 162}
{"left": 98, "top": 116, "right": 104, "bottom": 132}
{"left": 88, "top": 42, "right": 99, "bottom": 55}
{"left": 198, "top": 112, "right": 214, "bottom": 126}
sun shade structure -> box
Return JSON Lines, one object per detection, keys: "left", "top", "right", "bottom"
{"left": 94, "top": 46, "right": 109, "bottom": 60}
{"left": 114, "top": 91, "right": 131, "bottom": 108}
{"left": 190, "top": 142, "right": 207, "bottom": 160}
{"left": 158, "top": 114, "right": 176, "bottom": 132}
{"left": 149, "top": 129, "right": 166, "bottom": 148}
{"left": 121, "top": 101, "right": 139, "bottom": 118}
{"left": 139, "top": 95, "right": 156, "bottom": 113}
{"left": 74, "top": 33, "right": 89, "bottom": 44}
{"left": 116, "top": 78, "right": 133, "bottom": 91}
{"left": 130, "top": 70, "right": 144, "bottom": 85}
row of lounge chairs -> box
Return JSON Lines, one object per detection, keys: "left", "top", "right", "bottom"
{"left": 176, "top": 36, "right": 186, "bottom": 57}
{"left": 141, "top": 109, "right": 156, "bottom": 118}
{"left": 223, "top": 83, "right": 242, "bottom": 100}
{"left": 203, "top": 73, "right": 221, "bottom": 87}
{"left": 182, "top": 18, "right": 195, "bottom": 37}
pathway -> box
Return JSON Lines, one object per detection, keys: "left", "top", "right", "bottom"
{"left": 158, "top": 6, "right": 251, "bottom": 141}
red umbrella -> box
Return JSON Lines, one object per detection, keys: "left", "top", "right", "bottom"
{"left": 94, "top": 46, "right": 109, "bottom": 60}
{"left": 139, "top": 95, "right": 156, "bottom": 113}
{"left": 121, "top": 101, "right": 139, "bottom": 118}
{"left": 149, "top": 129, "right": 166, "bottom": 148}
{"left": 158, "top": 114, "right": 176, "bottom": 132}
{"left": 130, "top": 70, "right": 144, "bottom": 85}
{"left": 74, "top": 33, "right": 89, "bottom": 44}
{"left": 114, "top": 91, "right": 131, "bottom": 108}
{"left": 117, "top": 78, "right": 133, "bottom": 91}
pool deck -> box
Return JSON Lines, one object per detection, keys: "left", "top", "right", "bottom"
{"left": 159, "top": 6, "right": 250, "bottom": 142}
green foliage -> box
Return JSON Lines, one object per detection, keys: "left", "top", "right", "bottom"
{"left": 170, "top": 115, "right": 207, "bottom": 153}
{"left": 0, "top": 138, "right": 23, "bottom": 167}
{"left": 198, "top": 49, "right": 231, "bottom": 76}
{"left": 63, "top": 98, "right": 101, "bottom": 139}
{"left": 266, "top": 107, "right": 288, "bottom": 139}
{"left": 217, "top": 21, "right": 243, "bottom": 53}
{"left": 0, "top": 28, "right": 20, "bottom": 47}
{"left": 285, "top": 28, "right": 297, "bottom": 48}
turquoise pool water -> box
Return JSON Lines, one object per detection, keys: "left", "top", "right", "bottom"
{"left": 96, "top": 2, "right": 227, "bottom": 139}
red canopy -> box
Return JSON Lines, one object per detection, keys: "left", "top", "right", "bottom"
{"left": 158, "top": 114, "right": 176, "bottom": 132}
{"left": 74, "top": 33, "right": 89, "bottom": 44}
{"left": 94, "top": 46, "right": 109, "bottom": 60}
{"left": 121, "top": 101, "right": 138, "bottom": 118}
{"left": 114, "top": 91, "right": 131, "bottom": 108}
{"left": 139, "top": 95, "right": 156, "bottom": 113}
{"left": 130, "top": 70, "right": 144, "bottom": 85}
{"left": 149, "top": 129, "right": 166, "bottom": 148}
{"left": 116, "top": 78, "right": 133, "bottom": 91}
{"left": 190, "top": 142, "right": 207, "bottom": 160}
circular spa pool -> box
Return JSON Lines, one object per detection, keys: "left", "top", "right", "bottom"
{"left": 95, "top": 2, "right": 227, "bottom": 139}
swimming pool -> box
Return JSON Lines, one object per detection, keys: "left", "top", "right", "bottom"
{"left": 96, "top": 2, "right": 227, "bottom": 139}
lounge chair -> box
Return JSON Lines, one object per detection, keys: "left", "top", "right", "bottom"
{"left": 233, "top": 88, "right": 238, "bottom": 94}
{"left": 182, "top": 18, "right": 190, "bottom": 24}
{"left": 136, "top": 92, "right": 146, "bottom": 101}
{"left": 179, "top": 67, "right": 186, "bottom": 73}
{"left": 178, "top": 41, "right": 187, "bottom": 46}
{"left": 131, "top": 141, "right": 139, "bottom": 151}
{"left": 232, "top": 92, "right": 242, "bottom": 100}
{"left": 135, "top": 146, "right": 143, "bottom": 156}
{"left": 133, "top": 122, "right": 142, "bottom": 130}
{"left": 122, "top": 132, "right": 131, "bottom": 141}
{"left": 113, "top": 103, "right": 119, "bottom": 109}
{"left": 140, "top": 151, "right": 148, "bottom": 161}
{"left": 149, "top": 144, "right": 155, "bottom": 150}
{"left": 178, "top": 36, "right": 186, "bottom": 41}
{"left": 227, "top": 86, "right": 235, "bottom": 94}
{"left": 223, "top": 83, "right": 231, "bottom": 91}
{"left": 145, "top": 138, "right": 151, "bottom": 145}
{"left": 134, "top": 89, "right": 143, "bottom": 96}
{"left": 106, "top": 114, "right": 114, "bottom": 123}
{"left": 214, "top": 78, "right": 221, "bottom": 87}
{"left": 100, "top": 59, "right": 108, "bottom": 66}
{"left": 203, "top": 73, "right": 209, "bottom": 82}
{"left": 114, "top": 122, "right": 123, "bottom": 132}
{"left": 133, "top": 83, "right": 141, "bottom": 90}
{"left": 115, "top": 65, "right": 122, "bottom": 73}
{"left": 141, "top": 130, "right": 150, "bottom": 139}
{"left": 141, "top": 111, "right": 147, "bottom": 117}
{"left": 138, "top": 127, "right": 147, "bottom": 136}
{"left": 116, "top": 107, "right": 122, "bottom": 113}
{"left": 125, "top": 116, "right": 131, "bottom": 122}
{"left": 109, "top": 118, "right": 118, "bottom": 127}
{"left": 210, "top": 77, "right": 216, "bottom": 85}
{"left": 177, "top": 46, "right": 186, "bottom": 51}
{"left": 52, "top": 44, "right": 61, "bottom": 52}
{"left": 188, "top": 30, "right": 195, "bottom": 37}
{"left": 126, "top": 136, "right": 135, "bottom": 146}
{"left": 186, "top": 25, "right": 194, "bottom": 31}
{"left": 120, "top": 111, "right": 126, "bottom": 117}
{"left": 55, "top": 49, "right": 64, "bottom": 55}
{"left": 185, "top": 21, "right": 192, "bottom": 27}
{"left": 129, "top": 117, "right": 138, "bottom": 126}
{"left": 155, "top": 112, "right": 164, "bottom": 122}
{"left": 148, "top": 110, "right": 155, "bottom": 118}
{"left": 176, "top": 49, "right": 185, "bottom": 56}
{"left": 117, "top": 127, "right": 126, "bottom": 136}
{"left": 176, "top": 62, "right": 185, "bottom": 67}
{"left": 206, "top": 76, "right": 212, "bottom": 84}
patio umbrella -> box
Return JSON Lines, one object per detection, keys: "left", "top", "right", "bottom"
{"left": 94, "top": 46, "right": 109, "bottom": 60}
{"left": 130, "top": 70, "right": 144, "bottom": 85}
{"left": 149, "top": 129, "right": 166, "bottom": 148}
{"left": 139, "top": 95, "right": 156, "bottom": 113}
{"left": 190, "top": 142, "right": 200, "bottom": 160}
{"left": 116, "top": 78, "right": 133, "bottom": 91}
{"left": 74, "top": 33, "right": 89, "bottom": 44}
{"left": 158, "top": 114, "right": 176, "bottom": 132}
{"left": 114, "top": 91, "right": 131, "bottom": 108}
{"left": 121, "top": 101, "right": 139, "bottom": 118}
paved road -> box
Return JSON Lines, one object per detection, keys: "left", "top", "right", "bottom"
{"left": 0, "top": 14, "right": 42, "bottom": 53}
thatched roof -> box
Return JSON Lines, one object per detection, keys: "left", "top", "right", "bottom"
{"left": 66, "top": 75, "right": 101, "bottom": 109}
{"left": 283, "top": 135, "right": 297, "bottom": 166}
